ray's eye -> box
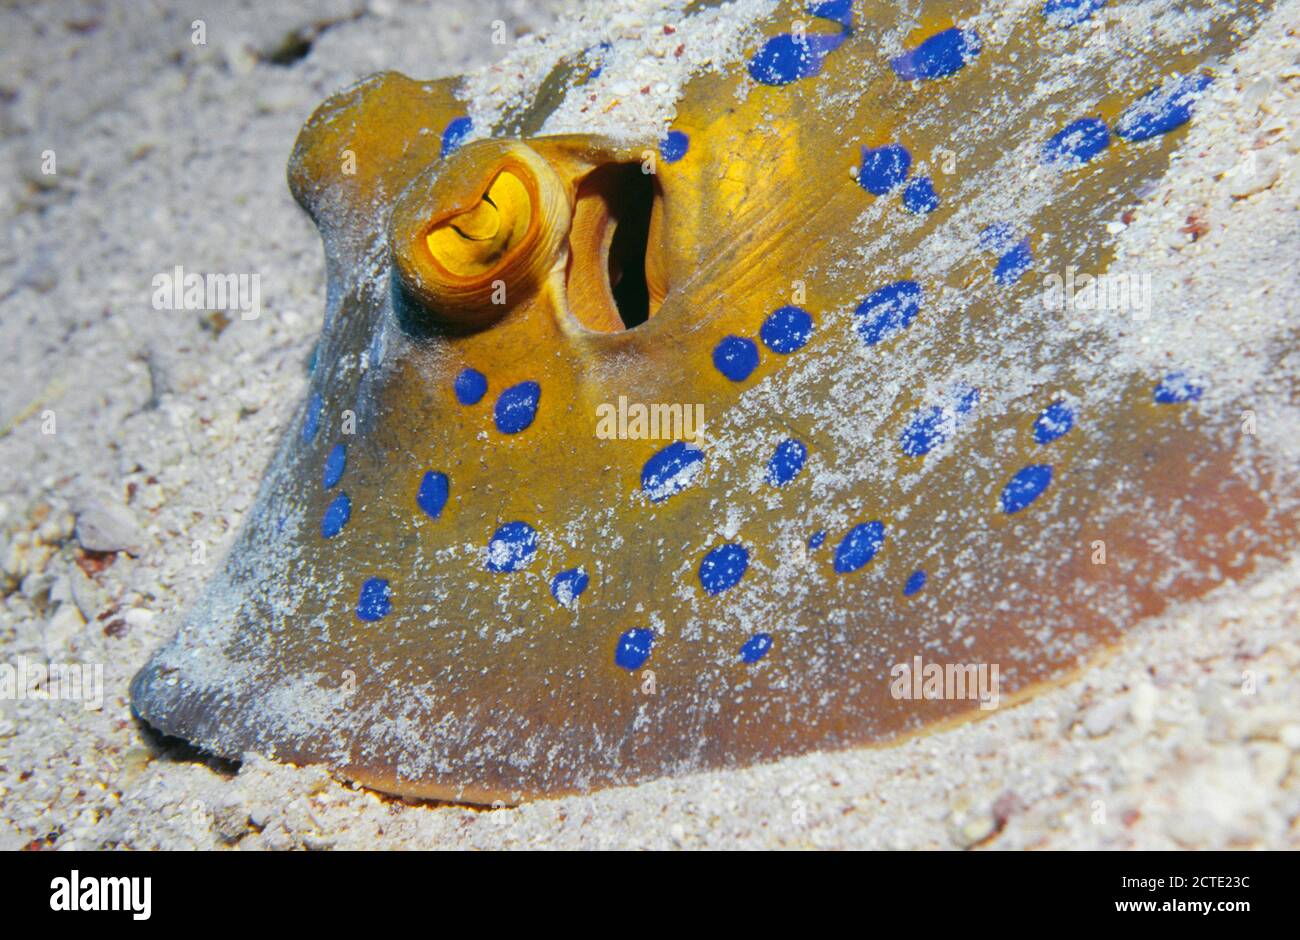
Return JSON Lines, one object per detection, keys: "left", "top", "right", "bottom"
{"left": 390, "top": 141, "right": 569, "bottom": 332}
{"left": 425, "top": 170, "right": 533, "bottom": 278}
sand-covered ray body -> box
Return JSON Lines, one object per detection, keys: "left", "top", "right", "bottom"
{"left": 131, "top": 0, "right": 1299, "bottom": 803}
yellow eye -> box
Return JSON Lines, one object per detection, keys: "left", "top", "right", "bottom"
{"left": 424, "top": 170, "right": 533, "bottom": 278}
{"left": 390, "top": 141, "right": 570, "bottom": 331}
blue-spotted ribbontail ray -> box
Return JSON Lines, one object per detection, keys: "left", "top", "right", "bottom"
{"left": 130, "top": 0, "right": 1300, "bottom": 803}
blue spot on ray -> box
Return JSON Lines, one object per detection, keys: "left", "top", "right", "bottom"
{"left": 1116, "top": 73, "right": 1213, "bottom": 142}
{"left": 767, "top": 439, "right": 808, "bottom": 486}
{"left": 955, "top": 386, "right": 980, "bottom": 413}
{"left": 903, "top": 569, "right": 927, "bottom": 596}
{"left": 902, "top": 175, "right": 939, "bottom": 213}
{"left": 1154, "top": 372, "right": 1204, "bottom": 403}
{"left": 302, "top": 391, "right": 322, "bottom": 443}
{"left": 900, "top": 388, "right": 976, "bottom": 458}
{"left": 854, "top": 280, "right": 923, "bottom": 346}
{"left": 321, "top": 492, "right": 351, "bottom": 539}
{"left": 323, "top": 443, "right": 346, "bottom": 489}
{"left": 760, "top": 306, "right": 813, "bottom": 353}
{"left": 1033, "top": 400, "right": 1075, "bottom": 444}
{"left": 808, "top": 0, "right": 853, "bottom": 29}
{"left": 660, "top": 130, "right": 690, "bottom": 163}
{"left": 699, "top": 543, "right": 749, "bottom": 595}
{"left": 713, "top": 335, "right": 759, "bottom": 381}
{"left": 494, "top": 381, "right": 540, "bottom": 434}
{"left": 1043, "top": 118, "right": 1110, "bottom": 166}
{"left": 994, "top": 239, "right": 1034, "bottom": 285}
{"left": 740, "top": 633, "right": 774, "bottom": 664}
{"left": 454, "top": 368, "right": 487, "bottom": 405}
{"left": 641, "top": 441, "right": 704, "bottom": 502}
{"left": 809, "top": 530, "right": 827, "bottom": 550}
{"left": 1042, "top": 0, "right": 1108, "bottom": 26}
{"left": 614, "top": 628, "right": 654, "bottom": 671}
{"left": 550, "top": 568, "right": 590, "bottom": 606}
{"left": 857, "top": 143, "right": 911, "bottom": 195}
{"left": 1001, "top": 465, "right": 1053, "bottom": 514}
{"left": 900, "top": 407, "right": 946, "bottom": 457}
{"left": 416, "top": 471, "right": 449, "bottom": 519}
{"left": 748, "top": 32, "right": 845, "bottom": 85}
{"left": 486, "top": 521, "right": 537, "bottom": 572}
{"left": 441, "top": 116, "right": 472, "bottom": 157}
{"left": 834, "top": 522, "right": 886, "bottom": 574}
{"left": 356, "top": 577, "right": 391, "bottom": 621}
{"left": 891, "top": 27, "right": 981, "bottom": 81}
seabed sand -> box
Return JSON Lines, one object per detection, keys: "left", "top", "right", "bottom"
{"left": 1, "top": 0, "right": 1299, "bottom": 849}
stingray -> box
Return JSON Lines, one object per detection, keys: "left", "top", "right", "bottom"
{"left": 131, "top": 0, "right": 1297, "bottom": 804}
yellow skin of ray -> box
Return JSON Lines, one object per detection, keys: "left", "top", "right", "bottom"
{"left": 129, "top": 0, "right": 1297, "bottom": 804}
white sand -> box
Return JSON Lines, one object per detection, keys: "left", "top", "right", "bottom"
{"left": 1, "top": 0, "right": 1298, "bottom": 849}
